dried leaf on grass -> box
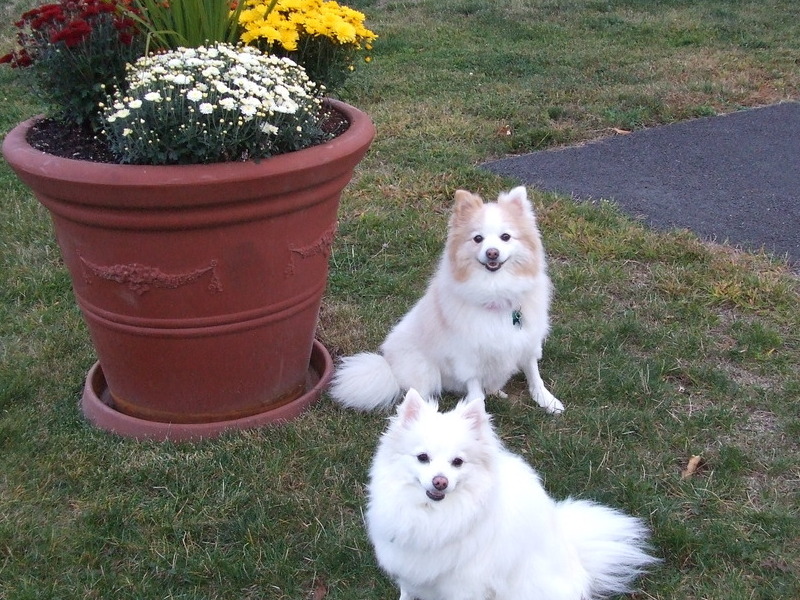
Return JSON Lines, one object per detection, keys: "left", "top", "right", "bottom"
{"left": 310, "top": 578, "right": 328, "bottom": 600}
{"left": 681, "top": 454, "right": 704, "bottom": 479}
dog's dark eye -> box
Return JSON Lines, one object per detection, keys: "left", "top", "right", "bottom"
{"left": 417, "top": 453, "right": 430, "bottom": 463}
{"left": 500, "top": 233, "right": 511, "bottom": 242}
{"left": 473, "top": 235, "right": 483, "bottom": 244}
{"left": 451, "top": 458, "right": 464, "bottom": 467}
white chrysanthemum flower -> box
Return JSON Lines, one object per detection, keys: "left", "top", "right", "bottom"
{"left": 186, "top": 89, "right": 203, "bottom": 102}
{"left": 199, "top": 103, "right": 214, "bottom": 115}
{"left": 241, "top": 96, "right": 262, "bottom": 108}
{"left": 274, "top": 99, "right": 299, "bottom": 114}
{"left": 144, "top": 92, "right": 161, "bottom": 102}
{"left": 219, "top": 97, "right": 236, "bottom": 110}
{"left": 261, "top": 123, "right": 279, "bottom": 135}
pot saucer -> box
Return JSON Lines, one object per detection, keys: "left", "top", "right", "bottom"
{"left": 81, "top": 340, "right": 333, "bottom": 441}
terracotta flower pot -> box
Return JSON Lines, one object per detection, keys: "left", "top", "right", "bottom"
{"left": 2, "top": 99, "right": 374, "bottom": 441}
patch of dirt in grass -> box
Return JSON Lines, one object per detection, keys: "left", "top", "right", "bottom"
{"left": 721, "top": 361, "right": 781, "bottom": 392}
{"left": 710, "top": 307, "right": 794, "bottom": 389}
{"left": 741, "top": 408, "right": 781, "bottom": 438}
{"left": 726, "top": 407, "right": 798, "bottom": 506}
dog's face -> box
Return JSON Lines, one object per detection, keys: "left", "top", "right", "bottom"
{"left": 380, "top": 390, "right": 495, "bottom": 504}
{"left": 446, "top": 186, "right": 543, "bottom": 282}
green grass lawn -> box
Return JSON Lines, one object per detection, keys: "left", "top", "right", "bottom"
{"left": 2, "top": 0, "right": 799, "bottom": 598}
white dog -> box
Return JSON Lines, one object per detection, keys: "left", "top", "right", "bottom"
{"left": 365, "top": 390, "right": 658, "bottom": 600}
{"left": 329, "top": 186, "right": 563, "bottom": 413}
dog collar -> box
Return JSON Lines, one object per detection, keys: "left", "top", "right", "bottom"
{"left": 512, "top": 309, "right": 522, "bottom": 327}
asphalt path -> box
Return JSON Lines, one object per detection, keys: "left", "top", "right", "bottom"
{"left": 482, "top": 101, "right": 800, "bottom": 267}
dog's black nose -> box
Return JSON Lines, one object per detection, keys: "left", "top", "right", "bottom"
{"left": 485, "top": 247, "right": 499, "bottom": 261}
{"left": 432, "top": 475, "right": 448, "bottom": 491}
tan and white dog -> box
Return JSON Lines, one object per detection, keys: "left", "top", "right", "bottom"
{"left": 329, "top": 186, "right": 563, "bottom": 413}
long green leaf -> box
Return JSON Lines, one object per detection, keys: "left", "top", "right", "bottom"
{"left": 124, "top": 0, "right": 269, "bottom": 50}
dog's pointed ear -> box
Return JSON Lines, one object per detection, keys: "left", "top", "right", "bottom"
{"left": 453, "top": 189, "right": 484, "bottom": 219}
{"left": 460, "top": 397, "right": 491, "bottom": 434}
{"left": 498, "top": 186, "right": 534, "bottom": 217}
{"left": 396, "top": 388, "right": 426, "bottom": 425}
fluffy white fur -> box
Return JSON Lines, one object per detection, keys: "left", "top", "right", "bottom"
{"left": 330, "top": 186, "right": 563, "bottom": 414}
{"left": 366, "top": 390, "right": 658, "bottom": 600}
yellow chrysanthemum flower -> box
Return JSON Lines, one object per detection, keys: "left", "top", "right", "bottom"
{"left": 239, "top": 0, "right": 377, "bottom": 50}
{"left": 237, "top": 0, "right": 377, "bottom": 89}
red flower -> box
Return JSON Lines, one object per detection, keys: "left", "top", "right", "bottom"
{"left": 0, "top": 49, "right": 33, "bottom": 68}
{"left": 4, "top": 0, "right": 143, "bottom": 69}
{"left": 50, "top": 19, "right": 93, "bottom": 47}
{"left": 24, "top": 4, "right": 66, "bottom": 31}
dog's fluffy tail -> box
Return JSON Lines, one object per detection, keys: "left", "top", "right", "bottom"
{"left": 556, "top": 499, "right": 658, "bottom": 598}
{"left": 328, "top": 352, "right": 402, "bottom": 411}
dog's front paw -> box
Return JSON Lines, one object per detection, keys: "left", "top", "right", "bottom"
{"left": 534, "top": 388, "right": 564, "bottom": 415}
{"left": 543, "top": 396, "right": 565, "bottom": 415}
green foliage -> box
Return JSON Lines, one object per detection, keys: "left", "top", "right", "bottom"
{"left": 274, "top": 32, "right": 367, "bottom": 93}
{"left": 129, "top": 0, "right": 249, "bottom": 51}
